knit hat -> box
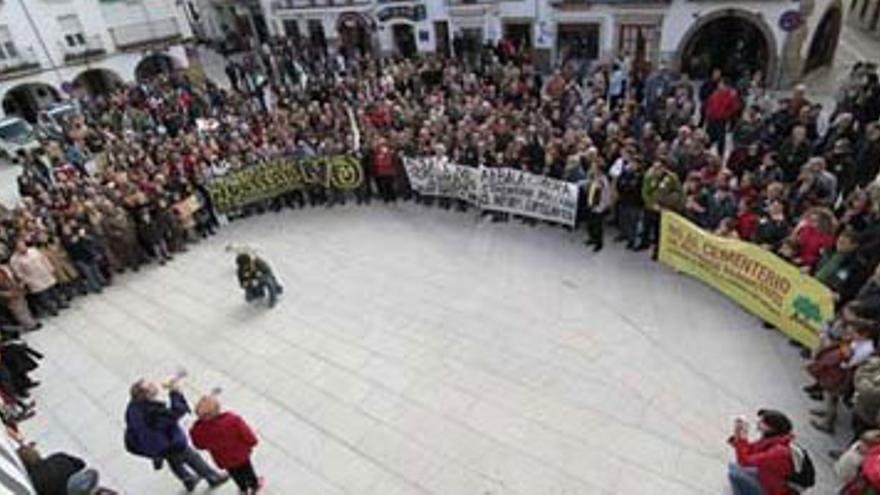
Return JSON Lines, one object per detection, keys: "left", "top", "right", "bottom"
{"left": 67, "top": 468, "right": 99, "bottom": 495}
{"left": 757, "top": 409, "right": 793, "bottom": 436}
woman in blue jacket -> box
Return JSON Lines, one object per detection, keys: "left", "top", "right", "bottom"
{"left": 124, "top": 378, "right": 228, "bottom": 492}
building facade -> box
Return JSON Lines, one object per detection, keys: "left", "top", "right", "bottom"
{"left": 205, "top": 0, "right": 844, "bottom": 87}
{"left": 847, "top": 0, "right": 880, "bottom": 38}
{"left": 0, "top": 0, "right": 194, "bottom": 121}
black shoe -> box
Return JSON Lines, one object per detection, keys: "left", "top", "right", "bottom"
{"left": 802, "top": 383, "right": 822, "bottom": 394}
{"left": 829, "top": 449, "right": 843, "bottom": 460}
{"left": 208, "top": 474, "right": 230, "bottom": 488}
{"left": 183, "top": 477, "right": 202, "bottom": 493}
{"left": 808, "top": 390, "right": 825, "bottom": 401}
{"left": 593, "top": 244, "right": 603, "bottom": 253}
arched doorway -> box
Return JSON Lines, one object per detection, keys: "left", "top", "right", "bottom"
{"left": 678, "top": 11, "right": 774, "bottom": 81}
{"left": 804, "top": 7, "right": 842, "bottom": 74}
{"left": 72, "top": 68, "right": 124, "bottom": 96}
{"left": 337, "top": 12, "right": 374, "bottom": 58}
{"left": 391, "top": 23, "right": 417, "bottom": 58}
{"left": 135, "top": 53, "right": 181, "bottom": 81}
{"left": 2, "top": 83, "right": 61, "bottom": 122}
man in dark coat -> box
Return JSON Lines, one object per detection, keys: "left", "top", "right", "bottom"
{"left": 124, "top": 378, "right": 227, "bottom": 492}
{"left": 17, "top": 445, "right": 85, "bottom": 495}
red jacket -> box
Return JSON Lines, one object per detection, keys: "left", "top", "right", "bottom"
{"left": 730, "top": 434, "right": 795, "bottom": 495}
{"left": 705, "top": 87, "right": 741, "bottom": 122}
{"left": 190, "top": 412, "right": 258, "bottom": 469}
{"left": 373, "top": 147, "right": 396, "bottom": 177}
{"left": 736, "top": 211, "right": 759, "bottom": 240}
{"left": 796, "top": 225, "right": 835, "bottom": 269}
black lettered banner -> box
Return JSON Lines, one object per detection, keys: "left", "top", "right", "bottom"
{"left": 208, "top": 155, "right": 363, "bottom": 213}
{"left": 403, "top": 157, "right": 579, "bottom": 226}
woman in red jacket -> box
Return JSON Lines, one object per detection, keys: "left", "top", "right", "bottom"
{"left": 727, "top": 409, "right": 795, "bottom": 495}
{"left": 190, "top": 396, "right": 262, "bottom": 494}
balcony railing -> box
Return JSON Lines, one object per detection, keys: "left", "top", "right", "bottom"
{"left": 108, "top": 18, "right": 183, "bottom": 51}
{"left": 60, "top": 34, "right": 107, "bottom": 63}
{"left": 271, "top": 0, "right": 368, "bottom": 10}
{"left": 0, "top": 46, "right": 40, "bottom": 78}
{"left": 551, "top": 0, "right": 669, "bottom": 5}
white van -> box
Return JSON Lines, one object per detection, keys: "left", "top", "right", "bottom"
{"left": 0, "top": 116, "right": 40, "bottom": 163}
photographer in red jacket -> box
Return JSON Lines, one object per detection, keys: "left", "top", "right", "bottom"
{"left": 190, "top": 395, "right": 262, "bottom": 494}
{"left": 727, "top": 409, "right": 795, "bottom": 495}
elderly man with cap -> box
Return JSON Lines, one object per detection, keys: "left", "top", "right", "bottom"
{"left": 190, "top": 395, "right": 262, "bottom": 494}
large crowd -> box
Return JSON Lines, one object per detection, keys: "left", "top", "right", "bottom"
{"left": 0, "top": 33, "right": 879, "bottom": 493}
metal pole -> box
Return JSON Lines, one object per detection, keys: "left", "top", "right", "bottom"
{"left": 15, "top": 0, "right": 63, "bottom": 84}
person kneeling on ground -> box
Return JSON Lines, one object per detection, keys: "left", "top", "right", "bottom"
{"left": 727, "top": 409, "right": 800, "bottom": 495}
{"left": 236, "top": 254, "right": 283, "bottom": 308}
{"left": 190, "top": 395, "right": 263, "bottom": 494}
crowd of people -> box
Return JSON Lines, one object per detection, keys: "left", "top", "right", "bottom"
{"left": 0, "top": 31, "right": 878, "bottom": 493}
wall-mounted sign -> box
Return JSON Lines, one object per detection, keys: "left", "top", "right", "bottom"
{"left": 778, "top": 10, "right": 803, "bottom": 32}
{"left": 377, "top": 4, "right": 427, "bottom": 23}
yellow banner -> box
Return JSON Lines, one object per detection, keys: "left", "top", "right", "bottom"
{"left": 659, "top": 211, "right": 833, "bottom": 349}
{"left": 208, "top": 155, "right": 363, "bottom": 213}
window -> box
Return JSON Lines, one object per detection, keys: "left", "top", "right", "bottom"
{"left": 618, "top": 24, "right": 660, "bottom": 73}
{"left": 0, "top": 26, "right": 19, "bottom": 60}
{"left": 58, "top": 15, "right": 86, "bottom": 47}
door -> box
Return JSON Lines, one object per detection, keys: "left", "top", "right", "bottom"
{"left": 434, "top": 21, "right": 450, "bottom": 57}
{"left": 392, "top": 24, "right": 416, "bottom": 58}
{"left": 619, "top": 24, "right": 659, "bottom": 80}
{"left": 556, "top": 23, "right": 600, "bottom": 65}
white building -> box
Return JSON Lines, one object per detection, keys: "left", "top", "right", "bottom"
{"left": 0, "top": 0, "right": 195, "bottom": 121}
{"left": 233, "top": 0, "right": 844, "bottom": 87}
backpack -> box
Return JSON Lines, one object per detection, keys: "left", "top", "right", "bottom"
{"left": 788, "top": 442, "right": 816, "bottom": 490}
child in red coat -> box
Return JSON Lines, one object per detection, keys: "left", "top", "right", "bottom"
{"left": 190, "top": 396, "right": 262, "bottom": 494}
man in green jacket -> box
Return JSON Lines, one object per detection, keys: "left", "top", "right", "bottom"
{"left": 640, "top": 160, "right": 684, "bottom": 257}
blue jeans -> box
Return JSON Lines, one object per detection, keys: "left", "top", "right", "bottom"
{"left": 74, "top": 261, "right": 105, "bottom": 293}
{"left": 728, "top": 463, "right": 763, "bottom": 495}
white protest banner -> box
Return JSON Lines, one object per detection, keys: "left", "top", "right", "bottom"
{"left": 403, "top": 157, "right": 579, "bottom": 226}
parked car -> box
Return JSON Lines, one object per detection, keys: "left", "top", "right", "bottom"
{"left": 0, "top": 117, "right": 40, "bottom": 163}
{"left": 37, "top": 101, "right": 80, "bottom": 141}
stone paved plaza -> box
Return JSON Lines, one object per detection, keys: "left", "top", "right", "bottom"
{"left": 23, "top": 203, "right": 841, "bottom": 494}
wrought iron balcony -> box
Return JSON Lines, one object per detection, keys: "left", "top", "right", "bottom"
{"left": 0, "top": 46, "right": 40, "bottom": 78}
{"left": 551, "top": 0, "right": 670, "bottom": 5}
{"left": 108, "top": 17, "right": 183, "bottom": 51}
{"left": 60, "top": 34, "right": 107, "bottom": 64}
{"left": 271, "top": 0, "right": 367, "bottom": 10}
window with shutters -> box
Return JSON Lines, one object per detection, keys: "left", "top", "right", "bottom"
{"left": 0, "top": 26, "right": 19, "bottom": 60}
{"left": 58, "top": 14, "right": 87, "bottom": 47}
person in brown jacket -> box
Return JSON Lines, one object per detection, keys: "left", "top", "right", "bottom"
{"left": 0, "top": 251, "right": 40, "bottom": 331}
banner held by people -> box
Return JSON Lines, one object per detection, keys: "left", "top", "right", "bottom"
{"left": 403, "top": 157, "right": 579, "bottom": 226}
{"left": 208, "top": 155, "right": 363, "bottom": 213}
{"left": 658, "top": 211, "right": 833, "bottom": 349}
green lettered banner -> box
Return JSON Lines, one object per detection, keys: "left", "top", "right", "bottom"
{"left": 208, "top": 155, "right": 362, "bottom": 213}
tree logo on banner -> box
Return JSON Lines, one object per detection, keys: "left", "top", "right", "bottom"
{"left": 330, "top": 156, "right": 363, "bottom": 190}
{"left": 791, "top": 295, "right": 822, "bottom": 324}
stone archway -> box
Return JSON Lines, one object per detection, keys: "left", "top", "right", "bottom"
{"left": 676, "top": 9, "right": 778, "bottom": 83}
{"left": 72, "top": 68, "right": 124, "bottom": 96}
{"left": 2, "top": 82, "right": 62, "bottom": 122}
{"left": 803, "top": 5, "right": 843, "bottom": 74}
{"left": 134, "top": 52, "right": 183, "bottom": 81}
{"left": 336, "top": 12, "right": 376, "bottom": 58}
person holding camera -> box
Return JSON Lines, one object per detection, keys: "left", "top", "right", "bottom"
{"left": 236, "top": 253, "right": 282, "bottom": 308}
{"left": 124, "top": 377, "right": 228, "bottom": 492}
{"left": 727, "top": 409, "right": 800, "bottom": 495}
{"left": 190, "top": 395, "right": 263, "bottom": 494}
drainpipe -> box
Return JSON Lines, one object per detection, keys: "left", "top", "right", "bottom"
{"left": 16, "top": 0, "right": 63, "bottom": 85}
